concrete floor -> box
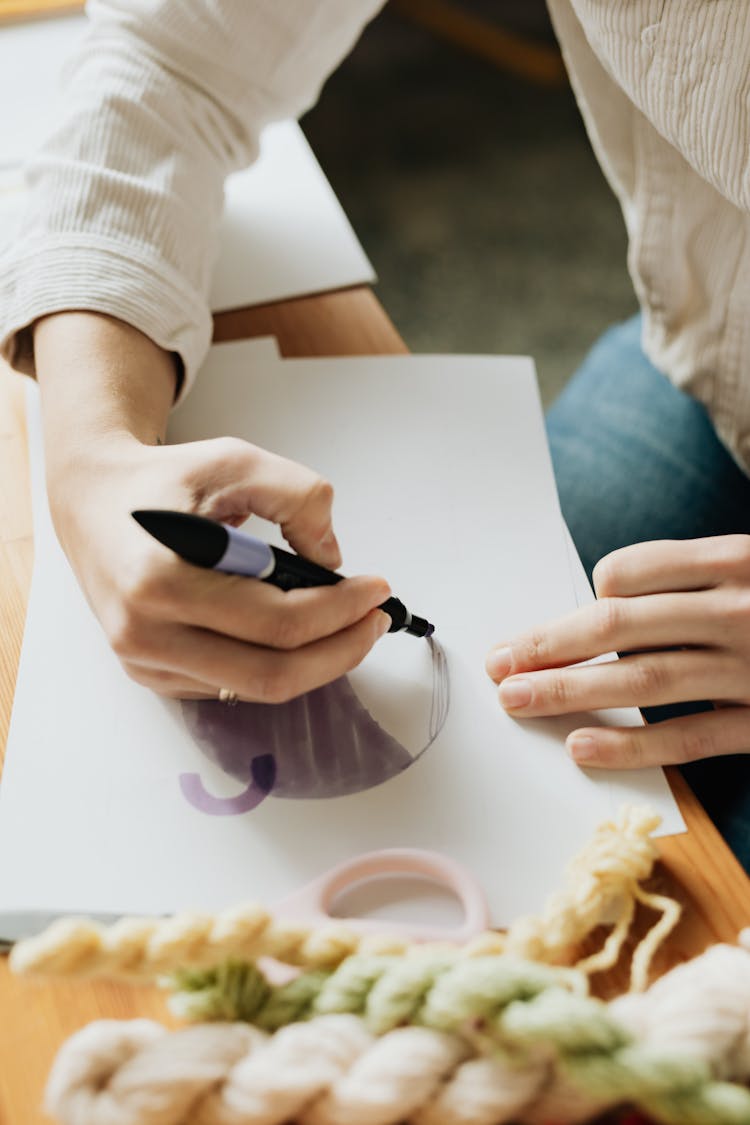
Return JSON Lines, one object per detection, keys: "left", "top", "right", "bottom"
{"left": 302, "top": 6, "right": 637, "bottom": 405}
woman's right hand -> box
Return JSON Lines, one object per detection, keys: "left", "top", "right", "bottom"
{"left": 35, "top": 312, "right": 391, "bottom": 703}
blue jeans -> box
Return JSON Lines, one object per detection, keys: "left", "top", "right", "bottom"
{"left": 546, "top": 315, "right": 750, "bottom": 869}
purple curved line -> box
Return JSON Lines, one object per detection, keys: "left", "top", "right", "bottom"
{"left": 179, "top": 753, "right": 276, "bottom": 816}
{"left": 179, "top": 773, "right": 263, "bottom": 816}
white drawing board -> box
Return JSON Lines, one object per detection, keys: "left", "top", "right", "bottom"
{"left": 0, "top": 341, "right": 683, "bottom": 932}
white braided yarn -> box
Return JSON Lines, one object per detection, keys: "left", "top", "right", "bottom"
{"left": 45, "top": 940, "right": 750, "bottom": 1125}
{"left": 413, "top": 1055, "right": 549, "bottom": 1125}
{"left": 302, "top": 1026, "right": 470, "bottom": 1125}
{"left": 192, "top": 1016, "right": 370, "bottom": 1125}
{"left": 46, "top": 1016, "right": 555, "bottom": 1125}
{"left": 46, "top": 1020, "right": 264, "bottom": 1125}
{"left": 610, "top": 943, "right": 750, "bottom": 1081}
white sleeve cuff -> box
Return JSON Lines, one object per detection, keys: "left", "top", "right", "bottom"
{"left": 0, "top": 234, "right": 213, "bottom": 401}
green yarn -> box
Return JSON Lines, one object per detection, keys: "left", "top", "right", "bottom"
{"left": 254, "top": 970, "right": 331, "bottom": 1031}
{"left": 308, "top": 955, "right": 395, "bottom": 1026}
{"left": 170, "top": 961, "right": 270, "bottom": 1023}
{"left": 501, "top": 988, "right": 630, "bottom": 1054}
{"left": 170, "top": 961, "right": 330, "bottom": 1029}
{"left": 417, "top": 957, "right": 585, "bottom": 1034}
{"left": 168, "top": 954, "right": 750, "bottom": 1125}
{"left": 171, "top": 955, "right": 574, "bottom": 1035}
{"left": 319, "top": 954, "right": 453, "bottom": 1035}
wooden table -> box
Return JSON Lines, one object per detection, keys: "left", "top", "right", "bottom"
{"left": 2, "top": 288, "right": 750, "bottom": 1124}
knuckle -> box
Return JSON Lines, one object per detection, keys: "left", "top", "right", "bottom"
{"left": 121, "top": 664, "right": 183, "bottom": 698}
{"left": 180, "top": 436, "right": 254, "bottom": 506}
{"left": 618, "top": 732, "right": 646, "bottom": 769}
{"left": 715, "top": 535, "right": 750, "bottom": 577}
{"left": 268, "top": 611, "right": 309, "bottom": 652}
{"left": 279, "top": 473, "right": 335, "bottom": 542}
{"left": 627, "top": 659, "right": 668, "bottom": 699}
{"left": 719, "top": 589, "right": 750, "bottom": 631}
{"left": 594, "top": 597, "right": 624, "bottom": 644}
{"left": 592, "top": 554, "right": 621, "bottom": 596}
{"left": 547, "top": 674, "right": 569, "bottom": 708}
{"left": 107, "top": 609, "right": 151, "bottom": 660}
{"left": 310, "top": 475, "right": 334, "bottom": 506}
{"left": 295, "top": 476, "right": 336, "bottom": 542}
{"left": 120, "top": 660, "right": 156, "bottom": 690}
{"left": 676, "top": 729, "right": 720, "bottom": 764}
{"left": 209, "top": 435, "right": 248, "bottom": 464}
{"left": 120, "top": 556, "right": 172, "bottom": 612}
{"left": 519, "top": 629, "right": 549, "bottom": 668}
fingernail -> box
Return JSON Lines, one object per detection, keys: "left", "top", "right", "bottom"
{"left": 499, "top": 678, "right": 532, "bottom": 710}
{"left": 375, "top": 612, "right": 391, "bottom": 638}
{"left": 567, "top": 733, "right": 597, "bottom": 762}
{"left": 486, "top": 646, "right": 512, "bottom": 681}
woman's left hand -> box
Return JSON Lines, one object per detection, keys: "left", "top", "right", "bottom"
{"left": 485, "top": 535, "right": 750, "bottom": 769}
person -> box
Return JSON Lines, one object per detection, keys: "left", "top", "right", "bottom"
{"left": 2, "top": 2, "right": 749, "bottom": 865}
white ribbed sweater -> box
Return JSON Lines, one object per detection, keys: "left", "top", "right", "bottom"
{"left": 2, "top": 1, "right": 750, "bottom": 466}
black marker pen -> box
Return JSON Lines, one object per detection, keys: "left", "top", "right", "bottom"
{"left": 132, "top": 509, "right": 435, "bottom": 638}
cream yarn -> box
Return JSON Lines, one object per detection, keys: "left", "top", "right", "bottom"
{"left": 45, "top": 938, "right": 750, "bottom": 1125}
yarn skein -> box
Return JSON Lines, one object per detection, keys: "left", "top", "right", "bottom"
{"left": 45, "top": 935, "right": 750, "bottom": 1125}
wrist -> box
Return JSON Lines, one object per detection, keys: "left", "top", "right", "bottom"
{"left": 34, "top": 312, "right": 178, "bottom": 451}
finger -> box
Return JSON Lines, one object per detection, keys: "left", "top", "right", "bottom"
{"left": 173, "top": 570, "right": 392, "bottom": 650}
{"left": 565, "top": 706, "right": 750, "bottom": 769}
{"left": 186, "top": 438, "right": 342, "bottom": 568}
{"left": 140, "top": 608, "right": 390, "bottom": 704}
{"left": 498, "top": 649, "right": 743, "bottom": 717}
{"left": 111, "top": 551, "right": 390, "bottom": 659}
{"left": 593, "top": 535, "right": 750, "bottom": 598}
{"left": 122, "top": 662, "right": 218, "bottom": 700}
{"left": 486, "top": 589, "right": 719, "bottom": 682}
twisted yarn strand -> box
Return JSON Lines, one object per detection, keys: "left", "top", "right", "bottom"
{"left": 167, "top": 954, "right": 588, "bottom": 1033}
{"left": 9, "top": 907, "right": 413, "bottom": 981}
{"left": 45, "top": 941, "right": 750, "bottom": 1125}
{"left": 496, "top": 807, "right": 675, "bottom": 990}
{"left": 11, "top": 807, "right": 674, "bottom": 989}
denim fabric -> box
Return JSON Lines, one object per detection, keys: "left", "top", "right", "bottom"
{"left": 546, "top": 315, "right": 750, "bottom": 869}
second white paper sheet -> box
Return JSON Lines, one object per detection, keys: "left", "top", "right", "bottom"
{"left": 0, "top": 16, "right": 373, "bottom": 310}
{"left": 0, "top": 342, "right": 682, "bottom": 926}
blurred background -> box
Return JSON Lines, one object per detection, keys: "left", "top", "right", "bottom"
{"left": 1, "top": 0, "right": 639, "bottom": 406}
{"left": 303, "top": 0, "right": 637, "bottom": 405}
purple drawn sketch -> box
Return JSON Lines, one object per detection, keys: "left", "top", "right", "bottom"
{"left": 179, "top": 639, "right": 449, "bottom": 815}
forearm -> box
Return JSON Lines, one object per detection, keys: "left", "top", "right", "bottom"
{"left": 35, "top": 313, "right": 177, "bottom": 473}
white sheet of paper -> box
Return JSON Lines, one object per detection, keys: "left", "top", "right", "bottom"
{"left": 0, "top": 342, "right": 683, "bottom": 929}
{"left": 0, "top": 16, "right": 373, "bottom": 307}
